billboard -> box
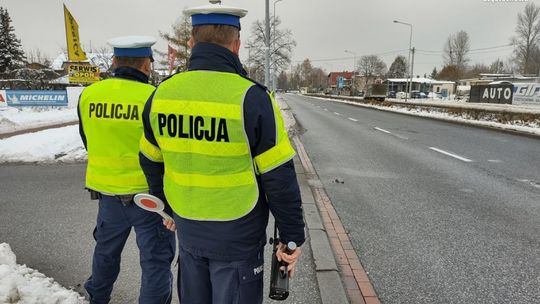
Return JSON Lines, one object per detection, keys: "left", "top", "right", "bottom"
{"left": 68, "top": 64, "right": 100, "bottom": 84}
{"left": 5, "top": 90, "right": 68, "bottom": 107}
{"left": 469, "top": 84, "right": 513, "bottom": 104}
{"left": 513, "top": 83, "right": 540, "bottom": 105}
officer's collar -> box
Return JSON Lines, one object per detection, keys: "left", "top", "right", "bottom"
{"left": 113, "top": 66, "right": 149, "bottom": 83}
{"left": 188, "top": 42, "right": 247, "bottom": 76}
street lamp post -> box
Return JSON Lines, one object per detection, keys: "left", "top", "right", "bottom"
{"left": 344, "top": 50, "right": 357, "bottom": 95}
{"left": 272, "top": 0, "right": 283, "bottom": 92}
{"left": 393, "top": 20, "right": 413, "bottom": 101}
{"left": 265, "top": 0, "right": 271, "bottom": 88}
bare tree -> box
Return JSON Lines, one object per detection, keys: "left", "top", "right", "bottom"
{"left": 357, "top": 55, "right": 387, "bottom": 77}
{"left": 157, "top": 14, "right": 192, "bottom": 72}
{"left": 512, "top": 2, "right": 540, "bottom": 74}
{"left": 357, "top": 55, "right": 386, "bottom": 93}
{"left": 443, "top": 30, "right": 470, "bottom": 69}
{"left": 25, "top": 48, "right": 50, "bottom": 66}
{"left": 92, "top": 46, "right": 113, "bottom": 75}
{"left": 245, "top": 16, "right": 296, "bottom": 84}
{"left": 299, "top": 58, "right": 313, "bottom": 87}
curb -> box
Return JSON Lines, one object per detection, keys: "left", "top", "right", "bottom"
{"left": 0, "top": 120, "right": 79, "bottom": 139}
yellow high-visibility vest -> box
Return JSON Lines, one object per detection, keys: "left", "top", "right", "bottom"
{"left": 79, "top": 78, "right": 155, "bottom": 195}
{"left": 147, "top": 71, "right": 295, "bottom": 221}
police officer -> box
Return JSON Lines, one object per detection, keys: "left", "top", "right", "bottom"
{"left": 78, "top": 36, "right": 175, "bottom": 304}
{"left": 139, "top": 4, "right": 305, "bottom": 304}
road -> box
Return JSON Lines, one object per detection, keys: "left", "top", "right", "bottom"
{"left": 285, "top": 94, "right": 540, "bottom": 304}
{"left": 0, "top": 162, "right": 320, "bottom": 304}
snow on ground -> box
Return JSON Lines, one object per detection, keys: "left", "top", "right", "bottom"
{"left": 0, "top": 243, "right": 87, "bottom": 304}
{"left": 306, "top": 95, "right": 540, "bottom": 136}
{"left": 275, "top": 95, "right": 297, "bottom": 134}
{"left": 0, "top": 107, "right": 77, "bottom": 135}
{"left": 0, "top": 125, "right": 86, "bottom": 163}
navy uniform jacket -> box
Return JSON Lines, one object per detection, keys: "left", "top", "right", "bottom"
{"left": 78, "top": 67, "right": 150, "bottom": 150}
{"left": 140, "top": 42, "right": 305, "bottom": 260}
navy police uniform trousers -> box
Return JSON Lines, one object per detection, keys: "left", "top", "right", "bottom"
{"left": 85, "top": 195, "right": 176, "bottom": 304}
{"left": 175, "top": 216, "right": 265, "bottom": 304}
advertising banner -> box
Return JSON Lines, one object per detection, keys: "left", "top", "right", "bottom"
{"left": 68, "top": 64, "right": 100, "bottom": 84}
{"left": 5, "top": 90, "right": 68, "bottom": 107}
{"left": 64, "top": 4, "right": 87, "bottom": 61}
{"left": 0, "top": 90, "right": 7, "bottom": 108}
{"left": 513, "top": 83, "right": 540, "bottom": 105}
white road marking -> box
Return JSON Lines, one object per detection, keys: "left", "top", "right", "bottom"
{"left": 334, "top": 112, "right": 341, "bottom": 116}
{"left": 348, "top": 118, "right": 358, "bottom": 122}
{"left": 429, "top": 147, "right": 473, "bottom": 162}
{"left": 324, "top": 108, "right": 329, "bottom": 111}
{"left": 518, "top": 179, "right": 540, "bottom": 189}
{"left": 488, "top": 159, "right": 502, "bottom": 163}
{"left": 374, "top": 127, "right": 391, "bottom": 134}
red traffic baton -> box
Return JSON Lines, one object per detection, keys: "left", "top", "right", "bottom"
{"left": 133, "top": 193, "right": 174, "bottom": 222}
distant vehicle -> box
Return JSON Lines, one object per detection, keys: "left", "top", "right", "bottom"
{"left": 410, "top": 90, "right": 428, "bottom": 99}
{"left": 427, "top": 92, "right": 443, "bottom": 99}
{"left": 396, "top": 91, "right": 407, "bottom": 99}
{"left": 387, "top": 91, "right": 396, "bottom": 98}
{"left": 364, "top": 81, "right": 387, "bottom": 101}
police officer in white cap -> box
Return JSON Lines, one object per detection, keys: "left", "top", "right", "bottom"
{"left": 78, "top": 36, "right": 176, "bottom": 304}
{"left": 139, "top": 4, "right": 305, "bottom": 304}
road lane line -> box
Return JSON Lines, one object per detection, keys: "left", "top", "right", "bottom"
{"left": 324, "top": 108, "right": 328, "bottom": 111}
{"left": 334, "top": 112, "right": 341, "bottom": 116}
{"left": 348, "top": 118, "right": 358, "bottom": 122}
{"left": 429, "top": 147, "right": 473, "bottom": 162}
{"left": 374, "top": 127, "right": 391, "bottom": 134}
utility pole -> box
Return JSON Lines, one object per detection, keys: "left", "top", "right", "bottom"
{"left": 410, "top": 47, "right": 415, "bottom": 96}
{"left": 265, "top": 0, "right": 271, "bottom": 88}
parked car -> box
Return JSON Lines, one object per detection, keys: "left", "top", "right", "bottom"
{"left": 410, "top": 91, "right": 428, "bottom": 99}
{"left": 387, "top": 91, "right": 396, "bottom": 98}
{"left": 396, "top": 91, "right": 407, "bottom": 99}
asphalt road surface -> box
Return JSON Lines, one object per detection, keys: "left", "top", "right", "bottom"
{"left": 285, "top": 94, "right": 540, "bottom": 304}
{"left": 0, "top": 163, "right": 320, "bottom": 304}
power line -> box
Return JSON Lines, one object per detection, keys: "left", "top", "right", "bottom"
{"left": 416, "top": 43, "right": 513, "bottom": 55}
{"left": 292, "top": 49, "right": 408, "bottom": 63}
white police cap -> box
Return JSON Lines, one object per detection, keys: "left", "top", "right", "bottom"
{"left": 184, "top": 4, "right": 248, "bottom": 29}
{"left": 107, "top": 36, "right": 157, "bottom": 58}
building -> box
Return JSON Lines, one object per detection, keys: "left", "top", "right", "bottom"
{"left": 327, "top": 71, "right": 356, "bottom": 95}
{"left": 385, "top": 77, "right": 455, "bottom": 97}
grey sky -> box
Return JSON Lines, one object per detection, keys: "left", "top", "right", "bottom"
{"left": 1, "top": 0, "right": 536, "bottom": 75}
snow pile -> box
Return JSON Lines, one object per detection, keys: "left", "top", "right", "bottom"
{"left": 0, "top": 243, "right": 87, "bottom": 304}
{"left": 0, "top": 125, "right": 86, "bottom": 163}
{"left": 0, "top": 107, "right": 77, "bottom": 135}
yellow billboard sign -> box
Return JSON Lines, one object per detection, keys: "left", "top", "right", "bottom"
{"left": 64, "top": 4, "right": 87, "bottom": 61}
{"left": 68, "top": 64, "right": 100, "bottom": 84}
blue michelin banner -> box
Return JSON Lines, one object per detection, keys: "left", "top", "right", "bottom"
{"left": 5, "top": 90, "right": 68, "bottom": 107}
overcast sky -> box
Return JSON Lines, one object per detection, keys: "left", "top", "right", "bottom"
{"left": 1, "top": 0, "right": 536, "bottom": 75}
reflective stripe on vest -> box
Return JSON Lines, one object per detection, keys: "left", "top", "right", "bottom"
{"left": 79, "top": 78, "right": 155, "bottom": 195}
{"left": 151, "top": 71, "right": 258, "bottom": 221}
{"left": 253, "top": 94, "right": 296, "bottom": 174}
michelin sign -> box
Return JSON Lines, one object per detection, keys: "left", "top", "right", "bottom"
{"left": 5, "top": 90, "right": 68, "bottom": 107}
{"left": 513, "top": 83, "right": 540, "bottom": 105}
